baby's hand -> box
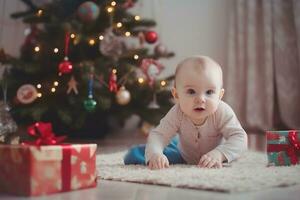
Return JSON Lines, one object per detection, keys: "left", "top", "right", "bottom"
{"left": 148, "top": 153, "right": 169, "bottom": 170}
{"left": 198, "top": 149, "right": 226, "bottom": 169}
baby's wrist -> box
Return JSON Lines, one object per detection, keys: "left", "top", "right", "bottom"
{"left": 215, "top": 149, "right": 226, "bottom": 162}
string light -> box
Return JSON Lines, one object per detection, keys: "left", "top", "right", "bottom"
{"left": 53, "top": 48, "right": 59, "bottom": 53}
{"left": 34, "top": 46, "right": 40, "bottom": 52}
{"left": 111, "top": 1, "right": 116, "bottom": 6}
{"left": 116, "top": 22, "right": 122, "bottom": 28}
{"left": 89, "top": 39, "right": 95, "bottom": 45}
{"left": 138, "top": 78, "right": 144, "bottom": 84}
{"left": 37, "top": 9, "right": 43, "bottom": 17}
{"left": 160, "top": 80, "right": 167, "bottom": 86}
{"left": 51, "top": 88, "right": 56, "bottom": 93}
{"left": 37, "top": 93, "right": 42, "bottom": 98}
{"left": 134, "top": 54, "right": 139, "bottom": 60}
{"left": 134, "top": 15, "right": 141, "bottom": 21}
{"left": 125, "top": 31, "right": 131, "bottom": 37}
{"left": 99, "top": 35, "right": 104, "bottom": 40}
{"left": 70, "top": 33, "right": 76, "bottom": 39}
{"left": 53, "top": 81, "right": 59, "bottom": 86}
{"left": 36, "top": 84, "right": 41, "bottom": 89}
{"left": 107, "top": 6, "right": 114, "bottom": 13}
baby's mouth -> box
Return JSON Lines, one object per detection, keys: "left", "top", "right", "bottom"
{"left": 194, "top": 107, "right": 205, "bottom": 112}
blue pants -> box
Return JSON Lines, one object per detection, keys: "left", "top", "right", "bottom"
{"left": 124, "top": 136, "right": 186, "bottom": 165}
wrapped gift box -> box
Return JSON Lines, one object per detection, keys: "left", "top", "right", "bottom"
{"left": 0, "top": 143, "right": 97, "bottom": 196}
{"left": 266, "top": 130, "right": 300, "bottom": 166}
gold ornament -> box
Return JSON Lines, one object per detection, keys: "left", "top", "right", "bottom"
{"left": 115, "top": 86, "right": 131, "bottom": 105}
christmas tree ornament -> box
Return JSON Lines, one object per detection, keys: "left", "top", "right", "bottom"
{"left": 77, "top": 1, "right": 100, "bottom": 23}
{"left": 99, "top": 29, "right": 126, "bottom": 60}
{"left": 109, "top": 70, "right": 118, "bottom": 93}
{"left": 145, "top": 31, "right": 158, "bottom": 44}
{"left": 21, "top": 25, "right": 39, "bottom": 54}
{"left": 58, "top": 32, "right": 73, "bottom": 74}
{"left": 84, "top": 74, "right": 97, "bottom": 112}
{"left": 67, "top": 75, "right": 79, "bottom": 94}
{"left": 154, "top": 43, "right": 168, "bottom": 56}
{"left": 140, "top": 58, "right": 164, "bottom": 87}
{"left": 16, "top": 84, "right": 38, "bottom": 104}
{"left": 122, "top": 0, "right": 135, "bottom": 9}
{"left": 0, "top": 66, "right": 18, "bottom": 143}
{"left": 116, "top": 86, "right": 131, "bottom": 105}
{"left": 0, "top": 103, "right": 18, "bottom": 144}
{"left": 84, "top": 98, "right": 97, "bottom": 112}
{"left": 59, "top": 57, "right": 73, "bottom": 74}
{"left": 138, "top": 31, "right": 145, "bottom": 47}
{"left": 147, "top": 93, "right": 160, "bottom": 109}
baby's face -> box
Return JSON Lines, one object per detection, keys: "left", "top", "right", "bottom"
{"left": 173, "top": 62, "right": 224, "bottom": 125}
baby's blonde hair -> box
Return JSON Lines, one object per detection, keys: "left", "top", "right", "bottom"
{"left": 174, "top": 55, "right": 223, "bottom": 87}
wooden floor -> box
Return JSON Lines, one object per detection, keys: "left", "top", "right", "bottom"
{"left": 1, "top": 130, "right": 300, "bottom": 200}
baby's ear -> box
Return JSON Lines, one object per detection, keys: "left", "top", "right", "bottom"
{"left": 171, "top": 87, "right": 179, "bottom": 101}
{"left": 219, "top": 88, "right": 225, "bottom": 100}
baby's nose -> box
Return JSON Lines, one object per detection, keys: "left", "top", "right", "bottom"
{"left": 195, "top": 94, "right": 205, "bottom": 103}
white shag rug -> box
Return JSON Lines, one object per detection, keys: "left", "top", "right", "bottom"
{"left": 96, "top": 151, "right": 300, "bottom": 193}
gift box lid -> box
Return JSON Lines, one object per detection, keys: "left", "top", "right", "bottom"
{"left": 0, "top": 144, "right": 97, "bottom": 162}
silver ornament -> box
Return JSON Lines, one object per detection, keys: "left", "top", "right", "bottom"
{"left": 116, "top": 86, "right": 131, "bottom": 105}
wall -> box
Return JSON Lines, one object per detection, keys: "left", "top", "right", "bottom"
{"left": 132, "top": 0, "right": 232, "bottom": 78}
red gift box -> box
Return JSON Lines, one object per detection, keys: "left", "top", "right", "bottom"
{"left": 266, "top": 130, "right": 300, "bottom": 166}
{"left": 0, "top": 143, "right": 97, "bottom": 196}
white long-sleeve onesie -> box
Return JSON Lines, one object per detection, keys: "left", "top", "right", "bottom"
{"left": 145, "top": 101, "right": 248, "bottom": 164}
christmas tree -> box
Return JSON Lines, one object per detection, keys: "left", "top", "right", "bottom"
{"left": 4, "top": 0, "right": 174, "bottom": 138}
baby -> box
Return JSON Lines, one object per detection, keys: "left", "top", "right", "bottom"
{"left": 124, "top": 55, "right": 248, "bottom": 169}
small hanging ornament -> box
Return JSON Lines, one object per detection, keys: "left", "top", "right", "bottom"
{"left": 58, "top": 32, "right": 73, "bottom": 74}
{"left": 138, "top": 31, "right": 145, "bottom": 48}
{"left": 154, "top": 43, "right": 168, "bottom": 56}
{"left": 145, "top": 31, "right": 158, "bottom": 44}
{"left": 77, "top": 1, "right": 100, "bottom": 23}
{"left": 99, "top": 29, "right": 126, "bottom": 61}
{"left": 116, "top": 86, "right": 131, "bottom": 105}
{"left": 140, "top": 58, "right": 164, "bottom": 87}
{"left": 84, "top": 74, "right": 97, "bottom": 112}
{"left": 67, "top": 75, "right": 79, "bottom": 94}
{"left": 16, "top": 84, "right": 38, "bottom": 104}
{"left": 148, "top": 93, "right": 160, "bottom": 109}
{"left": 109, "top": 70, "right": 118, "bottom": 93}
{"left": 122, "top": 0, "right": 135, "bottom": 9}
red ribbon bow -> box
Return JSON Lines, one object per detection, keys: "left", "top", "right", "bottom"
{"left": 287, "top": 130, "right": 300, "bottom": 164}
{"left": 24, "top": 122, "right": 66, "bottom": 145}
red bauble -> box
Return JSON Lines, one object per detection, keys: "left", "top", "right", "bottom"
{"left": 145, "top": 31, "right": 158, "bottom": 44}
{"left": 59, "top": 57, "right": 73, "bottom": 74}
